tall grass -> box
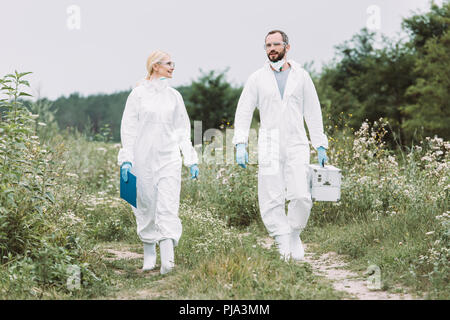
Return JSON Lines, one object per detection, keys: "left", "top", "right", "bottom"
{"left": 1, "top": 72, "right": 447, "bottom": 299}
{"left": 305, "top": 118, "right": 449, "bottom": 298}
{"left": 182, "top": 115, "right": 449, "bottom": 298}
{"left": 0, "top": 73, "right": 133, "bottom": 298}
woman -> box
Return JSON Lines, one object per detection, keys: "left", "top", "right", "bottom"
{"left": 118, "top": 50, "right": 199, "bottom": 275}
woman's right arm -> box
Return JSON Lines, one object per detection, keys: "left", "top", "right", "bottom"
{"left": 117, "top": 89, "right": 139, "bottom": 166}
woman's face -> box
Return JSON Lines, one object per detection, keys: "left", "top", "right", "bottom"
{"left": 153, "top": 55, "right": 175, "bottom": 79}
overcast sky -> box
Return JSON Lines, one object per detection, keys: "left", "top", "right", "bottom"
{"left": 0, "top": 0, "right": 442, "bottom": 100}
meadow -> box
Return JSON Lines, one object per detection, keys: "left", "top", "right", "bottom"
{"left": 0, "top": 72, "right": 448, "bottom": 299}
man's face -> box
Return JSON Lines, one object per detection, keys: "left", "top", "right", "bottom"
{"left": 265, "top": 32, "right": 290, "bottom": 62}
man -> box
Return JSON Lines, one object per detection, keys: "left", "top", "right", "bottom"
{"left": 232, "top": 30, "right": 328, "bottom": 261}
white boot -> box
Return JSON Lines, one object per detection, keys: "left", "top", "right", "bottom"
{"left": 159, "top": 238, "right": 175, "bottom": 275}
{"left": 290, "top": 229, "right": 305, "bottom": 261}
{"left": 142, "top": 242, "right": 156, "bottom": 271}
{"left": 274, "top": 234, "right": 291, "bottom": 261}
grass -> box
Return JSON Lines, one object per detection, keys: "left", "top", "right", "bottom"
{"left": 0, "top": 78, "right": 448, "bottom": 299}
{"left": 93, "top": 204, "right": 344, "bottom": 300}
{"left": 2, "top": 126, "right": 447, "bottom": 299}
{"left": 304, "top": 214, "right": 448, "bottom": 299}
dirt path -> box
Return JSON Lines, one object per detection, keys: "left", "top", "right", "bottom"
{"left": 101, "top": 238, "right": 417, "bottom": 300}
{"left": 257, "top": 237, "right": 416, "bottom": 300}
{"left": 102, "top": 246, "right": 171, "bottom": 299}
{"left": 104, "top": 248, "right": 142, "bottom": 261}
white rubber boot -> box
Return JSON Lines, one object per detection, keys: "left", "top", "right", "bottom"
{"left": 142, "top": 242, "right": 156, "bottom": 271}
{"left": 290, "top": 229, "right": 305, "bottom": 261}
{"left": 159, "top": 238, "right": 175, "bottom": 275}
{"left": 274, "top": 234, "right": 291, "bottom": 261}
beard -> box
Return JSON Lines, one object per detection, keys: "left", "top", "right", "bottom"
{"left": 267, "top": 47, "right": 286, "bottom": 62}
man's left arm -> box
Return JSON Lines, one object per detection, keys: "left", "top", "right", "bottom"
{"left": 302, "top": 70, "right": 328, "bottom": 150}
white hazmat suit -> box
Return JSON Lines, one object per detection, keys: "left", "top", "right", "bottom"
{"left": 118, "top": 78, "right": 198, "bottom": 247}
{"left": 232, "top": 60, "right": 328, "bottom": 250}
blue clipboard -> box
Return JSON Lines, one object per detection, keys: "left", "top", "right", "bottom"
{"left": 120, "top": 171, "right": 137, "bottom": 208}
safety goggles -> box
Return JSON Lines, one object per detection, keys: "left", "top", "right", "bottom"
{"left": 264, "top": 42, "right": 286, "bottom": 50}
{"left": 157, "top": 61, "right": 175, "bottom": 68}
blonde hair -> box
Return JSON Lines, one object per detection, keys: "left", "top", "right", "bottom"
{"left": 145, "top": 50, "right": 169, "bottom": 80}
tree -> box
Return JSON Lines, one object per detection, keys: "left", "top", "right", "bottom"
{"left": 401, "top": 2, "right": 450, "bottom": 141}
{"left": 178, "top": 69, "right": 242, "bottom": 131}
{"left": 403, "top": 28, "right": 450, "bottom": 140}
{"left": 402, "top": 1, "right": 449, "bottom": 53}
{"left": 317, "top": 1, "right": 450, "bottom": 145}
{"left": 51, "top": 91, "right": 129, "bottom": 141}
{"left": 317, "top": 28, "right": 416, "bottom": 143}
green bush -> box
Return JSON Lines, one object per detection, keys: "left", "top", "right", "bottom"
{"left": 306, "top": 118, "right": 449, "bottom": 297}
{"left": 0, "top": 72, "right": 107, "bottom": 298}
{"left": 0, "top": 71, "right": 55, "bottom": 258}
{"left": 181, "top": 161, "right": 260, "bottom": 228}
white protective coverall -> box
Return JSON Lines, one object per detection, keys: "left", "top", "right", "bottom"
{"left": 232, "top": 60, "right": 328, "bottom": 237}
{"left": 118, "top": 79, "right": 198, "bottom": 246}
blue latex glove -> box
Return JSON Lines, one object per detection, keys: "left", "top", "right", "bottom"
{"left": 121, "top": 162, "right": 132, "bottom": 182}
{"left": 190, "top": 164, "right": 199, "bottom": 179}
{"left": 236, "top": 143, "right": 248, "bottom": 169}
{"left": 317, "top": 146, "right": 328, "bottom": 167}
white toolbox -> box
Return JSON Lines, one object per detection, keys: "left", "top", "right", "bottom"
{"left": 308, "top": 164, "right": 342, "bottom": 202}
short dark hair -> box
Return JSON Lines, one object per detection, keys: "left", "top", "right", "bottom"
{"left": 265, "top": 30, "right": 289, "bottom": 44}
